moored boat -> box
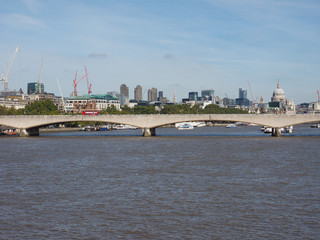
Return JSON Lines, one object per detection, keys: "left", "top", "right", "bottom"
{"left": 177, "top": 124, "right": 194, "bottom": 130}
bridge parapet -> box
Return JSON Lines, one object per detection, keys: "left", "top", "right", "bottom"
{"left": 1, "top": 114, "right": 319, "bottom": 137}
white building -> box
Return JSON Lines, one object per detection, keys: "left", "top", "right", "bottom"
{"left": 65, "top": 94, "right": 120, "bottom": 113}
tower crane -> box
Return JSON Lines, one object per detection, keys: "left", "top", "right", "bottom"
{"left": 38, "top": 58, "right": 44, "bottom": 94}
{"left": 247, "top": 80, "right": 258, "bottom": 108}
{"left": 84, "top": 66, "right": 92, "bottom": 95}
{"left": 1, "top": 45, "right": 20, "bottom": 91}
{"left": 72, "top": 66, "right": 92, "bottom": 96}
{"left": 57, "top": 78, "right": 66, "bottom": 113}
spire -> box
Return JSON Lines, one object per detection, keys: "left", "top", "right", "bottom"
{"left": 277, "top": 80, "right": 280, "bottom": 89}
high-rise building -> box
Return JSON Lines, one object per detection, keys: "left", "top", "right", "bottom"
{"left": 134, "top": 85, "right": 142, "bottom": 101}
{"left": 236, "top": 88, "right": 251, "bottom": 106}
{"left": 189, "top": 92, "right": 198, "bottom": 101}
{"left": 201, "top": 89, "right": 215, "bottom": 99}
{"left": 158, "top": 91, "right": 164, "bottom": 102}
{"left": 148, "top": 88, "right": 157, "bottom": 102}
{"left": 120, "top": 84, "right": 129, "bottom": 98}
{"left": 28, "top": 82, "right": 44, "bottom": 95}
{"left": 238, "top": 88, "right": 247, "bottom": 100}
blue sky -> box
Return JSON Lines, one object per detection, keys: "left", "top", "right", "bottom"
{"left": 1, "top": 0, "right": 319, "bottom": 103}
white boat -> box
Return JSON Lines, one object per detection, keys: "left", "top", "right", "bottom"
{"left": 311, "top": 124, "right": 320, "bottom": 128}
{"left": 177, "top": 124, "right": 194, "bottom": 130}
{"left": 114, "top": 124, "right": 137, "bottom": 130}
{"left": 225, "top": 124, "right": 237, "bottom": 128}
{"left": 284, "top": 126, "right": 293, "bottom": 133}
{"left": 175, "top": 121, "right": 205, "bottom": 128}
{"left": 195, "top": 122, "right": 206, "bottom": 127}
{"left": 264, "top": 127, "right": 272, "bottom": 133}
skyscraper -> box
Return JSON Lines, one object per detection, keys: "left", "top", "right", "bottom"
{"left": 27, "top": 82, "right": 44, "bottom": 95}
{"left": 201, "top": 89, "right": 215, "bottom": 100}
{"left": 148, "top": 88, "right": 157, "bottom": 102}
{"left": 134, "top": 85, "right": 142, "bottom": 101}
{"left": 239, "top": 88, "right": 247, "bottom": 100}
{"left": 236, "top": 88, "right": 250, "bottom": 106}
{"left": 120, "top": 84, "right": 129, "bottom": 98}
{"left": 189, "top": 92, "right": 198, "bottom": 101}
{"left": 158, "top": 91, "right": 164, "bottom": 102}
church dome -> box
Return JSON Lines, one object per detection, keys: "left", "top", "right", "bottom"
{"left": 271, "top": 81, "right": 286, "bottom": 102}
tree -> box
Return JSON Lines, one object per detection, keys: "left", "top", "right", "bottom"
{"left": 24, "top": 99, "right": 60, "bottom": 115}
{"left": 99, "top": 105, "right": 121, "bottom": 114}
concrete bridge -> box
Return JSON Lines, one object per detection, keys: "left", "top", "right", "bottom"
{"left": 1, "top": 114, "right": 320, "bottom": 137}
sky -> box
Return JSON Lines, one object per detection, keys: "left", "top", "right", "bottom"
{"left": 0, "top": 0, "right": 319, "bottom": 104}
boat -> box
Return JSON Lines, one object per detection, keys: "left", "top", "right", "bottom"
{"left": 97, "top": 125, "right": 109, "bottom": 131}
{"left": 175, "top": 121, "right": 205, "bottom": 128}
{"left": 264, "top": 127, "right": 272, "bottom": 133}
{"left": 311, "top": 124, "right": 320, "bottom": 128}
{"left": 114, "top": 124, "right": 137, "bottom": 130}
{"left": 177, "top": 124, "right": 194, "bottom": 130}
{"left": 284, "top": 126, "right": 293, "bottom": 133}
{"left": 225, "top": 124, "right": 237, "bottom": 128}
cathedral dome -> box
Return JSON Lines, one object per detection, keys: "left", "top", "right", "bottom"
{"left": 271, "top": 81, "right": 286, "bottom": 102}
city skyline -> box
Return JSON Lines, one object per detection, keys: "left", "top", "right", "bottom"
{"left": 1, "top": 0, "right": 319, "bottom": 103}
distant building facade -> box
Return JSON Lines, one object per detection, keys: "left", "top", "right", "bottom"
{"left": 65, "top": 94, "right": 120, "bottom": 113}
{"left": 188, "top": 92, "right": 198, "bottom": 101}
{"left": 120, "top": 84, "right": 129, "bottom": 106}
{"left": 28, "top": 82, "right": 44, "bottom": 95}
{"left": 148, "top": 88, "right": 158, "bottom": 102}
{"left": 201, "top": 89, "right": 215, "bottom": 100}
{"left": 134, "top": 85, "right": 142, "bottom": 101}
{"left": 268, "top": 81, "right": 295, "bottom": 113}
{"left": 236, "top": 88, "right": 251, "bottom": 107}
{"left": 120, "top": 84, "right": 129, "bottom": 98}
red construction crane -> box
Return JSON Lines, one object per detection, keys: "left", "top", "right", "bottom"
{"left": 84, "top": 66, "right": 92, "bottom": 95}
{"left": 72, "top": 66, "right": 91, "bottom": 96}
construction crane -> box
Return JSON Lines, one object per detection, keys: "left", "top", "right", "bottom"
{"left": 247, "top": 80, "right": 258, "bottom": 108}
{"left": 1, "top": 45, "right": 20, "bottom": 91}
{"left": 38, "top": 58, "right": 44, "bottom": 94}
{"left": 56, "top": 78, "right": 66, "bottom": 113}
{"left": 84, "top": 66, "right": 92, "bottom": 95}
{"left": 72, "top": 66, "right": 92, "bottom": 96}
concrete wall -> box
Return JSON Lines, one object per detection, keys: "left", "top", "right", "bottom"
{"left": 1, "top": 114, "right": 320, "bottom": 130}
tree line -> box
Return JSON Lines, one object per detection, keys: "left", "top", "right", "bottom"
{"left": 0, "top": 99, "right": 248, "bottom": 115}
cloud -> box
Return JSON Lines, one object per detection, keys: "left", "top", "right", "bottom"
{"left": 163, "top": 53, "right": 175, "bottom": 60}
{"left": 88, "top": 53, "right": 107, "bottom": 58}
{"left": 0, "top": 13, "right": 46, "bottom": 28}
{"left": 21, "top": 0, "right": 45, "bottom": 13}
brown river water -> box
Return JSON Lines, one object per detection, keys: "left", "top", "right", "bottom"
{"left": 1, "top": 125, "right": 320, "bottom": 239}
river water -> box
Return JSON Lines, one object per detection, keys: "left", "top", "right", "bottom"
{"left": 1, "top": 125, "right": 320, "bottom": 239}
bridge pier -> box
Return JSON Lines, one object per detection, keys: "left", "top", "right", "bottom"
{"left": 272, "top": 127, "right": 281, "bottom": 137}
{"left": 19, "top": 127, "right": 39, "bottom": 137}
{"left": 142, "top": 128, "right": 156, "bottom": 137}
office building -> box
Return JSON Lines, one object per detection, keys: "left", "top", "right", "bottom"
{"left": 201, "top": 89, "right": 215, "bottom": 100}
{"left": 189, "top": 92, "right": 198, "bottom": 101}
{"left": 120, "top": 84, "right": 129, "bottom": 98}
{"left": 134, "top": 85, "right": 142, "bottom": 101}
{"left": 28, "top": 82, "right": 44, "bottom": 95}
{"left": 148, "top": 88, "right": 158, "bottom": 102}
